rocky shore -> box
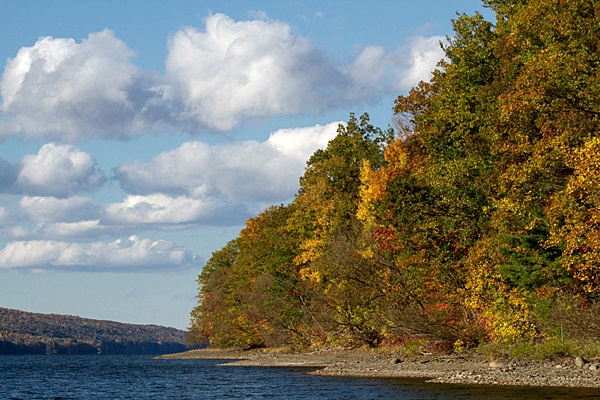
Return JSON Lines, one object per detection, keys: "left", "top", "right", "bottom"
{"left": 160, "top": 348, "right": 600, "bottom": 388}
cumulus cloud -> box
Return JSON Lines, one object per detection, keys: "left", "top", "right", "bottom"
{"left": 346, "top": 36, "right": 446, "bottom": 99}
{"left": 0, "top": 157, "right": 18, "bottom": 191}
{"left": 20, "top": 196, "right": 100, "bottom": 223}
{"left": 0, "top": 30, "right": 168, "bottom": 140}
{"left": 0, "top": 13, "right": 445, "bottom": 139}
{"left": 8, "top": 220, "right": 105, "bottom": 241}
{"left": 113, "top": 122, "right": 340, "bottom": 213}
{"left": 165, "top": 13, "right": 344, "bottom": 130}
{"left": 16, "top": 143, "right": 105, "bottom": 197}
{"left": 267, "top": 122, "right": 341, "bottom": 161}
{"left": 395, "top": 36, "right": 446, "bottom": 89}
{"left": 346, "top": 46, "right": 389, "bottom": 98}
{"left": 34, "top": 220, "right": 105, "bottom": 239}
{"left": 0, "top": 236, "right": 197, "bottom": 271}
{"left": 2, "top": 122, "right": 339, "bottom": 243}
{"left": 1, "top": 196, "right": 102, "bottom": 240}
{"left": 103, "top": 194, "right": 244, "bottom": 227}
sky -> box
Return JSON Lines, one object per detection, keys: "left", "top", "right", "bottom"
{"left": 0, "top": 0, "right": 492, "bottom": 330}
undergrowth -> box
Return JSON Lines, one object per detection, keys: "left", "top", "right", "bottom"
{"left": 478, "top": 338, "right": 600, "bottom": 360}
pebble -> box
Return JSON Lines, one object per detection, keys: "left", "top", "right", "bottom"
{"left": 489, "top": 361, "right": 507, "bottom": 369}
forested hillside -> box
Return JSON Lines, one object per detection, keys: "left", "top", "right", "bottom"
{"left": 190, "top": 0, "right": 600, "bottom": 351}
{"left": 0, "top": 308, "right": 188, "bottom": 355}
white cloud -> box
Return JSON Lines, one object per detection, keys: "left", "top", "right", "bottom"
{"left": 113, "top": 122, "right": 340, "bottom": 213}
{"left": 20, "top": 196, "right": 100, "bottom": 222}
{"left": 34, "top": 220, "right": 104, "bottom": 239}
{"left": 8, "top": 220, "right": 104, "bottom": 241}
{"left": 345, "top": 46, "right": 388, "bottom": 101}
{"left": 16, "top": 143, "right": 105, "bottom": 197}
{"left": 0, "top": 236, "right": 197, "bottom": 271}
{"left": 103, "top": 194, "right": 232, "bottom": 226}
{"left": 395, "top": 36, "right": 446, "bottom": 89}
{"left": 11, "top": 196, "right": 103, "bottom": 240}
{"left": 0, "top": 14, "right": 446, "bottom": 139}
{"left": 3, "top": 123, "right": 340, "bottom": 241}
{"left": 346, "top": 36, "right": 446, "bottom": 95}
{"left": 267, "top": 122, "right": 340, "bottom": 161}
{"left": 165, "top": 13, "right": 344, "bottom": 131}
{"left": 0, "top": 30, "right": 166, "bottom": 140}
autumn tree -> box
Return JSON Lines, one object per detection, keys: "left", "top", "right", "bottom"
{"left": 190, "top": 204, "right": 313, "bottom": 348}
{"left": 484, "top": 0, "right": 600, "bottom": 297}
{"left": 189, "top": 239, "right": 259, "bottom": 348}
{"left": 356, "top": 10, "right": 503, "bottom": 344}
{"left": 284, "top": 113, "right": 394, "bottom": 346}
{"left": 289, "top": 113, "right": 392, "bottom": 268}
{"left": 233, "top": 204, "right": 313, "bottom": 347}
{"left": 192, "top": 0, "right": 600, "bottom": 349}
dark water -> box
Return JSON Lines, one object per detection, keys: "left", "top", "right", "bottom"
{"left": 1, "top": 355, "right": 600, "bottom": 399}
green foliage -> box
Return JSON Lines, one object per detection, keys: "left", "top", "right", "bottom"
{"left": 191, "top": 0, "right": 600, "bottom": 352}
{"left": 498, "top": 228, "right": 566, "bottom": 291}
{"left": 479, "top": 338, "right": 600, "bottom": 361}
{"left": 289, "top": 113, "right": 392, "bottom": 266}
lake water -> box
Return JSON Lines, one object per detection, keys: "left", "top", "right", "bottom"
{"left": 1, "top": 355, "right": 600, "bottom": 399}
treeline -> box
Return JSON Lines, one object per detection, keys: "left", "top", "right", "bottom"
{"left": 0, "top": 307, "right": 188, "bottom": 355}
{"left": 190, "top": 0, "right": 600, "bottom": 350}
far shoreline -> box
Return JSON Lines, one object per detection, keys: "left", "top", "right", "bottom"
{"left": 158, "top": 348, "right": 600, "bottom": 388}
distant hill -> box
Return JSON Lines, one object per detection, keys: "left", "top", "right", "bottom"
{"left": 0, "top": 307, "right": 189, "bottom": 355}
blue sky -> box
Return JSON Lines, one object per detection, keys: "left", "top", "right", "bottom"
{"left": 0, "top": 0, "right": 491, "bottom": 329}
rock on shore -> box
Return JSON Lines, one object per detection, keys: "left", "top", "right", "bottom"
{"left": 160, "top": 348, "right": 600, "bottom": 388}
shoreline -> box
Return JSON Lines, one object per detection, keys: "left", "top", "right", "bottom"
{"left": 159, "top": 348, "right": 600, "bottom": 388}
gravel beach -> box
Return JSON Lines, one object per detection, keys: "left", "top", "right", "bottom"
{"left": 159, "top": 348, "right": 600, "bottom": 388}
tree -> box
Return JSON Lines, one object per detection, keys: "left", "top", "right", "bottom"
{"left": 358, "top": 11, "right": 502, "bottom": 343}
{"left": 189, "top": 239, "right": 261, "bottom": 348}
{"left": 548, "top": 138, "right": 600, "bottom": 294}
{"left": 191, "top": 0, "right": 600, "bottom": 349}
{"left": 289, "top": 112, "right": 392, "bottom": 270}
{"left": 285, "top": 112, "right": 393, "bottom": 346}
{"left": 233, "top": 204, "right": 312, "bottom": 347}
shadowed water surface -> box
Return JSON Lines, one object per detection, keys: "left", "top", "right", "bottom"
{"left": 1, "top": 355, "right": 600, "bottom": 399}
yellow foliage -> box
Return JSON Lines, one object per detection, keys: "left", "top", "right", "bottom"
{"left": 357, "top": 160, "right": 377, "bottom": 224}
{"left": 384, "top": 138, "right": 409, "bottom": 169}
{"left": 298, "top": 266, "right": 323, "bottom": 283}
{"left": 548, "top": 137, "right": 600, "bottom": 293}
{"left": 462, "top": 238, "right": 537, "bottom": 343}
{"left": 294, "top": 238, "right": 325, "bottom": 266}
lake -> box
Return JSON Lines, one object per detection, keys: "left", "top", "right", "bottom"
{"left": 1, "top": 355, "right": 600, "bottom": 399}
